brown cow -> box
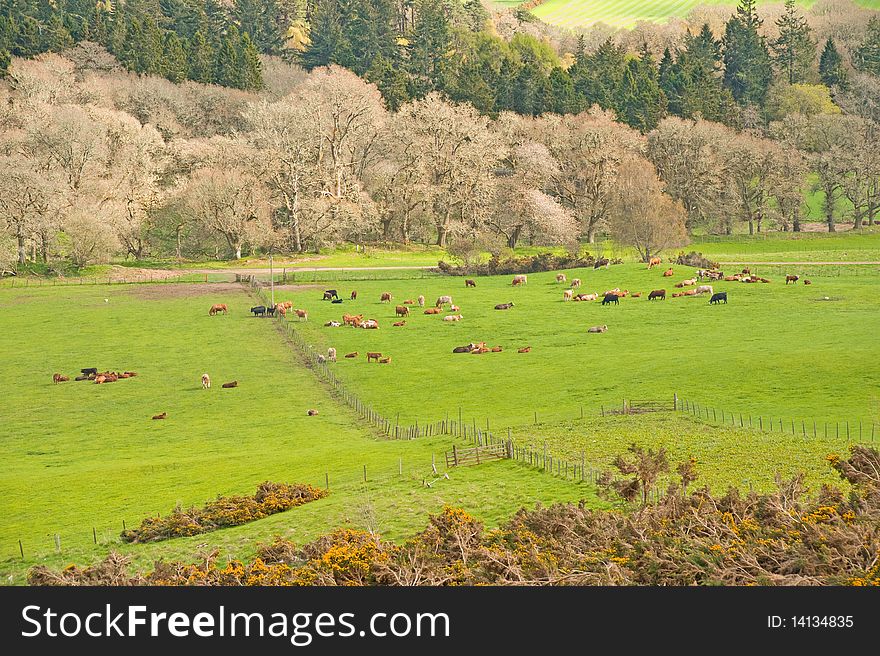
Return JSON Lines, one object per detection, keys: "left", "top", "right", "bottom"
{"left": 392, "top": 320, "right": 407, "bottom": 327}
{"left": 517, "top": 346, "right": 531, "bottom": 353}
{"left": 512, "top": 274, "right": 527, "bottom": 286}
{"left": 647, "top": 257, "right": 662, "bottom": 269}
{"left": 648, "top": 289, "right": 666, "bottom": 301}
{"left": 424, "top": 307, "right": 443, "bottom": 315}
{"left": 222, "top": 381, "right": 238, "bottom": 388}
{"left": 350, "top": 290, "right": 357, "bottom": 300}
{"left": 52, "top": 373, "right": 69, "bottom": 383}
{"left": 345, "top": 352, "right": 359, "bottom": 358}
{"left": 490, "top": 346, "right": 503, "bottom": 352}
{"left": 343, "top": 314, "right": 363, "bottom": 326}
{"left": 395, "top": 305, "right": 409, "bottom": 317}
{"left": 379, "top": 356, "right": 392, "bottom": 364}
{"left": 631, "top": 292, "right": 642, "bottom": 298}
{"left": 402, "top": 299, "right": 415, "bottom": 305}
{"left": 804, "top": 279, "right": 812, "bottom": 285}
{"left": 208, "top": 303, "right": 228, "bottom": 316}
{"left": 571, "top": 278, "right": 581, "bottom": 288}
{"left": 380, "top": 292, "right": 393, "bottom": 303}
{"left": 367, "top": 352, "right": 382, "bottom": 363}
{"left": 152, "top": 412, "right": 166, "bottom": 420}
{"left": 294, "top": 308, "right": 308, "bottom": 321}
{"left": 465, "top": 279, "right": 476, "bottom": 287}
{"left": 786, "top": 275, "right": 799, "bottom": 284}
{"left": 663, "top": 268, "right": 674, "bottom": 277}
{"left": 277, "top": 306, "right": 287, "bottom": 318}
{"left": 556, "top": 273, "right": 567, "bottom": 283}
{"left": 307, "top": 409, "right": 319, "bottom": 416}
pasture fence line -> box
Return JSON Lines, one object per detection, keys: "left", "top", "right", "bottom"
{"left": 673, "top": 394, "right": 877, "bottom": 445}
{"left": 0, "top": 272, "right": 217, "bottom": 288}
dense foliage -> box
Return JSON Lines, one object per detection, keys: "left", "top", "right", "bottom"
{"left": 119, "top": 481, "right": 328, "bottom": 543}
{"left": 29, "top": 446, "right": 880, "bottom": 586}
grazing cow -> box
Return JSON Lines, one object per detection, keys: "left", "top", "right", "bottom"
{"left": 436, "top": 295, "right": 453, "bottom": 307}
{"left": 307, "top": 409, "right": 319, "bottom": 416}
{"left": 587, "top": 325, "right": 608, "bottom": 333}
{"left": 494, "top": 302, "right": 515, "bottom": 310}
{"left": 277, "top": 306, "right": 287, "bottom": 318}
{"left": 323, "top": 289, "right": 339, "bottom": 300}
{"left": 786, "top": 275, "right": 799, "bottom": 284}
{"left": 222, "top": 381, "right": 238, "bottom": 388}
{"left": 265, "top": 306, "right": 276, "bottom": 317}
{"left": 594, "top": 258, "right": 609, "bottom": 269}
{"left": 152, "top": 412, "right": 166, "bottom": 420}
{"left": 512, "top": 274, "right": 527, "bottom": 286}
{"left": 124, "top": 371, "right": 137, "bottom": 377}
{"left": 81, "top": 367, "right": 98, "bottom": 376}
{"left": 361, "top": 319, "right": 379, "bottom": 329}
{"left": 443, "top": 314, "right": 464, "bottom": 322}
{"left": 294, "top": 308, "right": 308, "bottom": 321}
{"left": 209, "top": 303, "right": 228, "bottom": 316}
{"left": 647, "top": 257, "right": 662, "bottom": 269}
{"left": 572, "top": 278, "right": 581, "bottom": 288}
{"left": 663, "top": 268, "right": 674, "bottom": 277}
{"left": 804, "top": 279, "right": 812, "bottom": 285}
{"left": 601, "top": 293, "right": 619, "bottom": 305}
{"left": 709, "top": 292, "right": 728, "bottom": 304}
{"left": 278, "top": 301, "right": 293, "bottom": 310}
{"left": 417, "top": 295, "right": 425, "bottom": 307}
{"left": 52, "top": 373, "right": 69, "bottom": 383}
{"left": 395, "top": 305, "right": 410, "bottom": 317}
{"left": 518, "top": 346, "right": 531, "bottom": 353}
{"left": 327, "top": 347, "right": 337, "bottom": 362}
{"left": 403, "top": 299, "right": 415, "bottom": 305}
{"left": 648, "top": 289, "right": 666, "bottom": 301}
{"left": 380, "top": 292, "right": 393, "bottom": 303}
{"left": 695, "top": 285, "right": 713, "bottom": 295}
{"left": 556, "top": 273, "right": 567, "bottom": 283}
{"left": 465, "top": 279, "right": 476, "bottom": 287}
{"left": 424, "top": 307, "right": 443, "bottom": 315}
{"left": 250, "top": 305, "right": 266, "bottom": 317}
{"left": 471, "top": 346, "right": 490, "bottom": 354}
{"left": 201, "top": 373, "right": 211, "bottom": 389}
{"left": 379, "top": 356, "right": 392, "bottom": 364}
{"left": 350, "top": 290, "right": 357, "bottom": 300}
{"left": 325, "top": 320, "right": 341, "bottom": 327}
{"left": 563, "top": 289, "right": 573, "bottom": 301}
{"left": 393, "top": 320, "right": 407, "bottom": 327}
{"left": 367, "top": 352, "right": 382, "bottom": 363}
{"left": 345, "top": 352, "right": 358, "bottom": 358}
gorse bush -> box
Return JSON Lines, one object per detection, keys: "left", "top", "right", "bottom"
{"left": 438, "top": 252, "right": 616, "bottom": 276}
{"left": 119, "top": 482, "right": 328, "bottom": 544}
{"left": 31, "top": 447, "right": 880, "bottom": 586}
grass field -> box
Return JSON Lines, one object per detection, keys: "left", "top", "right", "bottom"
{"left": 516, "top": 0, "right": 880, "bottom": 29}
{"left": 2, "top": 239, "right": 878, "bottom": 584}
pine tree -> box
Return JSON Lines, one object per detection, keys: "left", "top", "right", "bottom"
{"left": 188, "top": 30, "right": 214, "bottom": 83}
{"left": 549, "top": 66, "right": 581, "bottom": 114}
{"left": 854, "top": 16, "right": 880, "bottom": 75}
{"left": 573, "top": 38, "right": 627, "bottom": 110}
{"left": 722, "top": 0, "right": 772, "bottom": 106}
{"left": 819, "top": 37, "right": 847, "bottom": 90}
{"left": 772, "top": 0, "right": 816, "bottom": 84}
{"left": 162, "top": 32, "right": 189, "bottom": 83}
{"left": 214, "top": 25, "right": 243, "bottom": 87}
{"left": 300, "top": 0, "right": 347, "bottom": 70}
{"left": 0, "top": 48, "right": 10, "bottom": 77}
{"left": 615, "top": 46, "right": 667, "bottom": 132}
{"left": 238, "top": 30, "right": 263, "bottom": 90}
{"left": 409, "top": 0, "right": 450, "bottom": 92}
{"left": 233, "top": 0, "right": 286, "bottom": 55}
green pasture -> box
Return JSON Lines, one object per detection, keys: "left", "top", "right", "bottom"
{"left": 0, "top": 283, "right": 588, "bottom": 582}
{"left": 692, "top": 230, "right": 880, "bottom": 262}
{"left": 520, "top": 0, "right": 880, "bottom": 30}
{"left": 280, "top": 264, "right": 880, "bottom": 429}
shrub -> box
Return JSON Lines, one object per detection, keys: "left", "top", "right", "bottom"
{"left": 673, "top": 251, "right": 718, "bottom": 269}
{"left": 438, "top": 252, "right": 618, "bottom": 276}
{"left": 119, "top": 481, "right": 328, "bottom": 543}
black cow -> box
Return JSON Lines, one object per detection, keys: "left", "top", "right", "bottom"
{"left": 81, "top": 367, "right": 98, "bottom": 376}
{"left": 494, "top": 302, "right": 515, "bottom": 310}
{"left": 267, "top": 305, "right": 276, "bottom": 317}
{"left": 601, "top": 293, "right": 619, "bottom": 305}
{"left": 323, "top": 289, "right": 339, "bottom": 300}
{"left": 331, "top": 298, "right": 344, "bottom": 304}
{"left": 594, "top": 258, "right": 609, "bottom": 269}
{"left": 648, "top": 289, "right": 666, "bottom": 301}
{"left": 452, "top": 345, "right": 473, "bottom": 353}
{"left": 709, "top": 292, "right": 728, "bottom": 305}
{"left": 250, "top": 305, "right": 266, "bottom": 317}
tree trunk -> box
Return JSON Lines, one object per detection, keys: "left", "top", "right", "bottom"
{"left": 17, "top": 233, "right": 26, "bottom": 265}
{"left": 507, "top": 224, "right": 522, "bottom": 249}
{"left": 793, "top": 208, "right": 801, "bottom": 232}
{"left": 175, "top": 224, "right": 183, "bottom": 261}
{"left": 436, "top": 224, "right": 448, "bottom": 247}
{"left": 748, "top": 218, "right": 754, "bottom": 235}
{"left": 40, "top": 233, "right": 50, "bottom": 262}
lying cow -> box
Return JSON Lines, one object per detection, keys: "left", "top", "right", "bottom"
{"left": 222, "top": 381, "right": 238, "bottom": 388}
{"left": 424, "top": 307, "right": 443, "bottom": 315}
{"left": 361, "top": 319, "right": 379, "bottom": 329}
{"left": 494, "top": 302, "right": 515, "bottom": 310}
{"left": 587, "top": 325, "right": 608, "bottom": 333}
{"left": 443, "top": 314, "right": 463, "bottom": 322}
{"left": 52, "top": 373, "right": 69, "bottom": 383}
{"left": 575, "top": 293, "right": 599, "bottom": 302}
{"left": 325, "top": 320, "right": 341, "bottom": 327}
{"left": 709, "top": 292, "right": 728, "bottom": 305}
{"left": 663, "top": 268, "right": 674, "bottom": 277}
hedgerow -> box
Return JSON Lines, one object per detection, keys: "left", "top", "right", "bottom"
{"left": 30, "top": 446, "right": 880, "bottom": 586}
{"left": 118, "top": 482, "right": 328, "bottom": 544}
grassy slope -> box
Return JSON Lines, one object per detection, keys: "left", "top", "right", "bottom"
{"left": 0, "top": 283, "right": 588, "bottom": 582}
{"left": 693, "top": 230, "right": 880, "bottom": 262}
{"left": 282, "top": 264, "right": 880, "bottom": 428}
{"left": 526, "top": 0, "right": 880, "bottom": 29}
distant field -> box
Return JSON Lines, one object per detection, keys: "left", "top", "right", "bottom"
{"left": 504, "top": 0, "right": 880, "bottom": 29}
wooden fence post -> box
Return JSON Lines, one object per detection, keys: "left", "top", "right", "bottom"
{"left": 452, "top": 445, "right": 458, "bottom": 467}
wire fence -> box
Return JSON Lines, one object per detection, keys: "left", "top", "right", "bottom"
{"left": 0, "top": 272, "right": 218, "bottom": 288}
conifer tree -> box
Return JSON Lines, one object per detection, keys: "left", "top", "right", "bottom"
{"left": 819, "top": 37, "right": 847, "bottom": 90}
{"left": 772, "top": 0, "right": 816, "bottom": 84}
{"left": 722, "top": 0, "right": 772, "bottom": 105}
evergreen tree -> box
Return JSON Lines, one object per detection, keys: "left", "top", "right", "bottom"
{"left": 300, "top": 0, "right": 347, "bottom": 70}
{"left": 233, "top": 0, "right": 286, "bottom": 55}
{"left": 772, "top": 0, "right": 816, "bottom": 84}
{"left": 722, "top": 0, "right": 772, "bottom": 105}
{"left": 0, "top": 48, "right": 10, "bottom": 77}
{"left": 572, "top": 38, "right": 627, "bottom": 110}
{"left": 409, "top": 0, "right": 450, "bottom": 92}
{"left": 214, "top": 25, "right": 243, "bottom": 88}
{"left": 615, "top": 46, "right": 666, "bottom": 132}
{"left": 548, "top": 66, "right": 581, "bottom": 114}
{"left": 819, "top": 37, "right": 847, "bottom": 90}
{"left": 676, "top": 25, "right": 736, "bottom": 122}
{"left": 659, "top": 46, "right": 683, "bottom": 115}
{"left": 238, "top": 30, "right": 263, "bottom": 90}
{"left": 854, "top": 16, "right": 880, "bottom": 76}
{"left": 162, "top": 31, "right": 189, "bottom": 83}
{"left": 188, "top": 30, "right": 214, "bottom": 83}
{"left": 366, "top": 54, "right": 411, "bottom": 110}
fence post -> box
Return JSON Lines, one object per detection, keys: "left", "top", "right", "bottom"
{"left": 452, "top": 445, "right": 458, "bottom": 467}
{"left": 363, "top": 464, "right": 367, "bottom": 482}
{"left": 325, "top": 472, "right": 329, "bottom": 490}
{"left": 19, "top": 540, "right": 24, "bottom": 560}
{"left": 581, "top": 452, "right": 585, "bottom": 482}
{"left": 673, "top": 393, "right": 677, "bottom": 411}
